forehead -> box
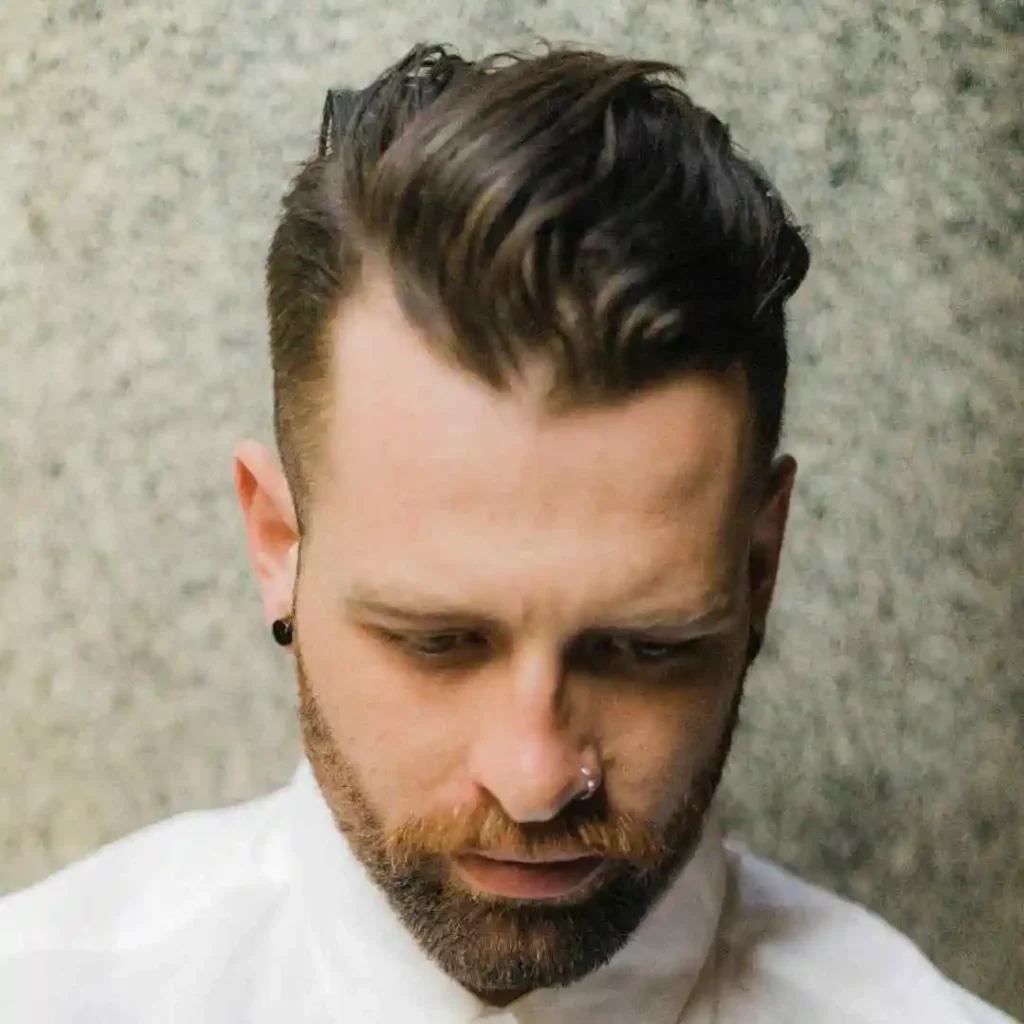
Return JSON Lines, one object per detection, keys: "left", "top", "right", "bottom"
{"left": 315, "top": 270, "right": 753, "bottom": 616}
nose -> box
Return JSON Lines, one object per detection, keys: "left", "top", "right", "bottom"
{"left": 467, "top": 649, "right": 586, "bottom": 823}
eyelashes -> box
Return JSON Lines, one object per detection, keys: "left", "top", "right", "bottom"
{"left": 375, "top": 627, "right": 704, "bottom": 674}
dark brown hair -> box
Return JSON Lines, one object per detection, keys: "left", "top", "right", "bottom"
{"left": 266, "top": 43, "right": 810, "bottom": 522}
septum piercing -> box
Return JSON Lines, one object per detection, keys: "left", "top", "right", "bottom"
{"left": 578, "top": 764, "right": 600, "bottom": 800}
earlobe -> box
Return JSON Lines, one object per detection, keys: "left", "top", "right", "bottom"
{"left": 748, "top": 455, "right": 797, "bottom": 635}
{"left": 233, "top": 440, "right": 299, "bottom": 628}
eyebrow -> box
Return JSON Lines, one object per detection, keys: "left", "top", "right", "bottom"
{"left": 343, "top": 584, "right": 738, "bottom": 637}
{"left": 594, "top": 604, "right": 737, "bottom": 636}
{"left": 345, "top": 589, "right": 501, "bottom": 629}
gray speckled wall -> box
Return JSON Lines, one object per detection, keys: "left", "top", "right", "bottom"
{"left": 1, "top": 0, "right": 1021, "bottom": 1015}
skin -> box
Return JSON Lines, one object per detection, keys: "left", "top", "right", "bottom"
{"left": 234, "top": 267, "right": 795, "bottom": 1002}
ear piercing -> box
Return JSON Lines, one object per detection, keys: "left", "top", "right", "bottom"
{"left": 272, "top": 617, "right": 294, "bottom": 647}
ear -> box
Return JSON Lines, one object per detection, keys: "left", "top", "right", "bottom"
{"left": 233, "top": 440, "right": 299, "bottom": 628}
{"left": 748, "top": 455, "right": 797, "bottom": 638}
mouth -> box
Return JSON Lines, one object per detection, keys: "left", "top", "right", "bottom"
{"left": 450, "top": 852, "right": 607, "bottom": 900}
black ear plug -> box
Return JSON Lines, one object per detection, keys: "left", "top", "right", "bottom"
{"left": 272, "top": 617, "right": 294, "bottom": 647}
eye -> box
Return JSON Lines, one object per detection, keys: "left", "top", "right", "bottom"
{"left": 626, "top": 638, "right": 695, "bottom": 664}
{"left": 571, "top": 633, "right": 699, "bottom": 673}
{"left": 380, "top": 629, "right": 489, "bottom": 661}
{"left": 623, "top": 637, "right": 698, "bottom": 665}
{"left": 407, "top": 633, "right": 466, "bottom": 657}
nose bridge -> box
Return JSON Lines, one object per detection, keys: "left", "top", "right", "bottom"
{"left": 511, "top": 637, "right": 568, "bottom": 722}
{"left": 469, "top": 642, "right": 584, "bottom": 824}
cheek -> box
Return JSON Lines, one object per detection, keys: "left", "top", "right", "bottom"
{"left": 296, "top": 592, "right": 468, "bottom": 820}
{"left": 601, "top": 668, "right": 739, "bottom": 823}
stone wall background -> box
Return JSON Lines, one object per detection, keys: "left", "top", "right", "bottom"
{"left": 1, "top": 0, "right": 1021, "bottom": 1015}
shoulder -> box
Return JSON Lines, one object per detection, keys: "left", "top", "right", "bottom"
{"left": 0, "top": 784, "right": 293, "bottom": 957}
{"left": 717, "top": 839, "right": 1017, "bottom": 1023}
{"left": 0, "top": 784, "right": 299, "bottom": 1022}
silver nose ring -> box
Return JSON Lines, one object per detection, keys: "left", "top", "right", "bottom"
{"left": 578, "top": 764, "right": 600, "bottom": 800}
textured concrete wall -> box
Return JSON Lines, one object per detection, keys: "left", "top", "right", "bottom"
{"left": 1, "top": 0, "right": 1021, "bottom": 1015}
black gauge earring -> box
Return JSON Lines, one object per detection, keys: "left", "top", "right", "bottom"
{"left": 272, "top": 617, "right": 294, "bottom": 647}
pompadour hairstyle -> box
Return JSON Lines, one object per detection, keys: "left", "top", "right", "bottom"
{"left": 266, "top": 43, "right": 810, "bottom": 523}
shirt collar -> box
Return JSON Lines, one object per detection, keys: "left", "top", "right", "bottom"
{"left": 286, "top": 759, "right": 726, "bottom": 1024}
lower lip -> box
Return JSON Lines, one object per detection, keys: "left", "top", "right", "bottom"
{"left": 451, "top": 854, "right": 606, "bottom": 900}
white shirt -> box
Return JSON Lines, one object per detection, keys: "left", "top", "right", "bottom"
{"left": 0, "top": 761, "right": 1014, "bottom": 1023}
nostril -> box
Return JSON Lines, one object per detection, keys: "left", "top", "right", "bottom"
{"left": 467, "top": 719, "right": 591, "bottom": 824}
{"left": 497, "top": 767, "right": 590, "bottom": 824}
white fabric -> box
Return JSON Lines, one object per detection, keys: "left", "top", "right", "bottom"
{"left": 0, "top": 761, "right": 1014, "bottom": 1023}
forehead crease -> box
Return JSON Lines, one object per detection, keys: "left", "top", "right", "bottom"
{"left": 345, "top": 552, "right": 734, "bottom": 632}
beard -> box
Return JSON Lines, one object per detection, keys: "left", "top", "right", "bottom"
{"left": 296, "top": 646, "right": 748, "bottom": 1002}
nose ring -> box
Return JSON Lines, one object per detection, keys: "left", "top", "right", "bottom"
{"left": 578, "top": 764, "right": 600, "bottom": 801}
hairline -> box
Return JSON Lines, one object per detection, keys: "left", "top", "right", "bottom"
{"left": 288, "top": 263, "right": 773, "bottom": 534}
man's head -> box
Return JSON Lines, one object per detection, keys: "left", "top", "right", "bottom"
{"left": 235, "top": 43, "right": 808, "bottom": 1004}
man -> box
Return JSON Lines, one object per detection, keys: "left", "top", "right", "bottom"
{"left": 0, "top": 42, "right": 1014, "bottom": 1024}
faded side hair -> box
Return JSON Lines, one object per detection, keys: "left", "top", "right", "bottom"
{"left": 266, "top": 42, "right": 810, "bottom": 522}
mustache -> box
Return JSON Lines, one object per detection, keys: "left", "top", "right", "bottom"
{"left": 381, "top": 801, "right": 668, "bottom": 872}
